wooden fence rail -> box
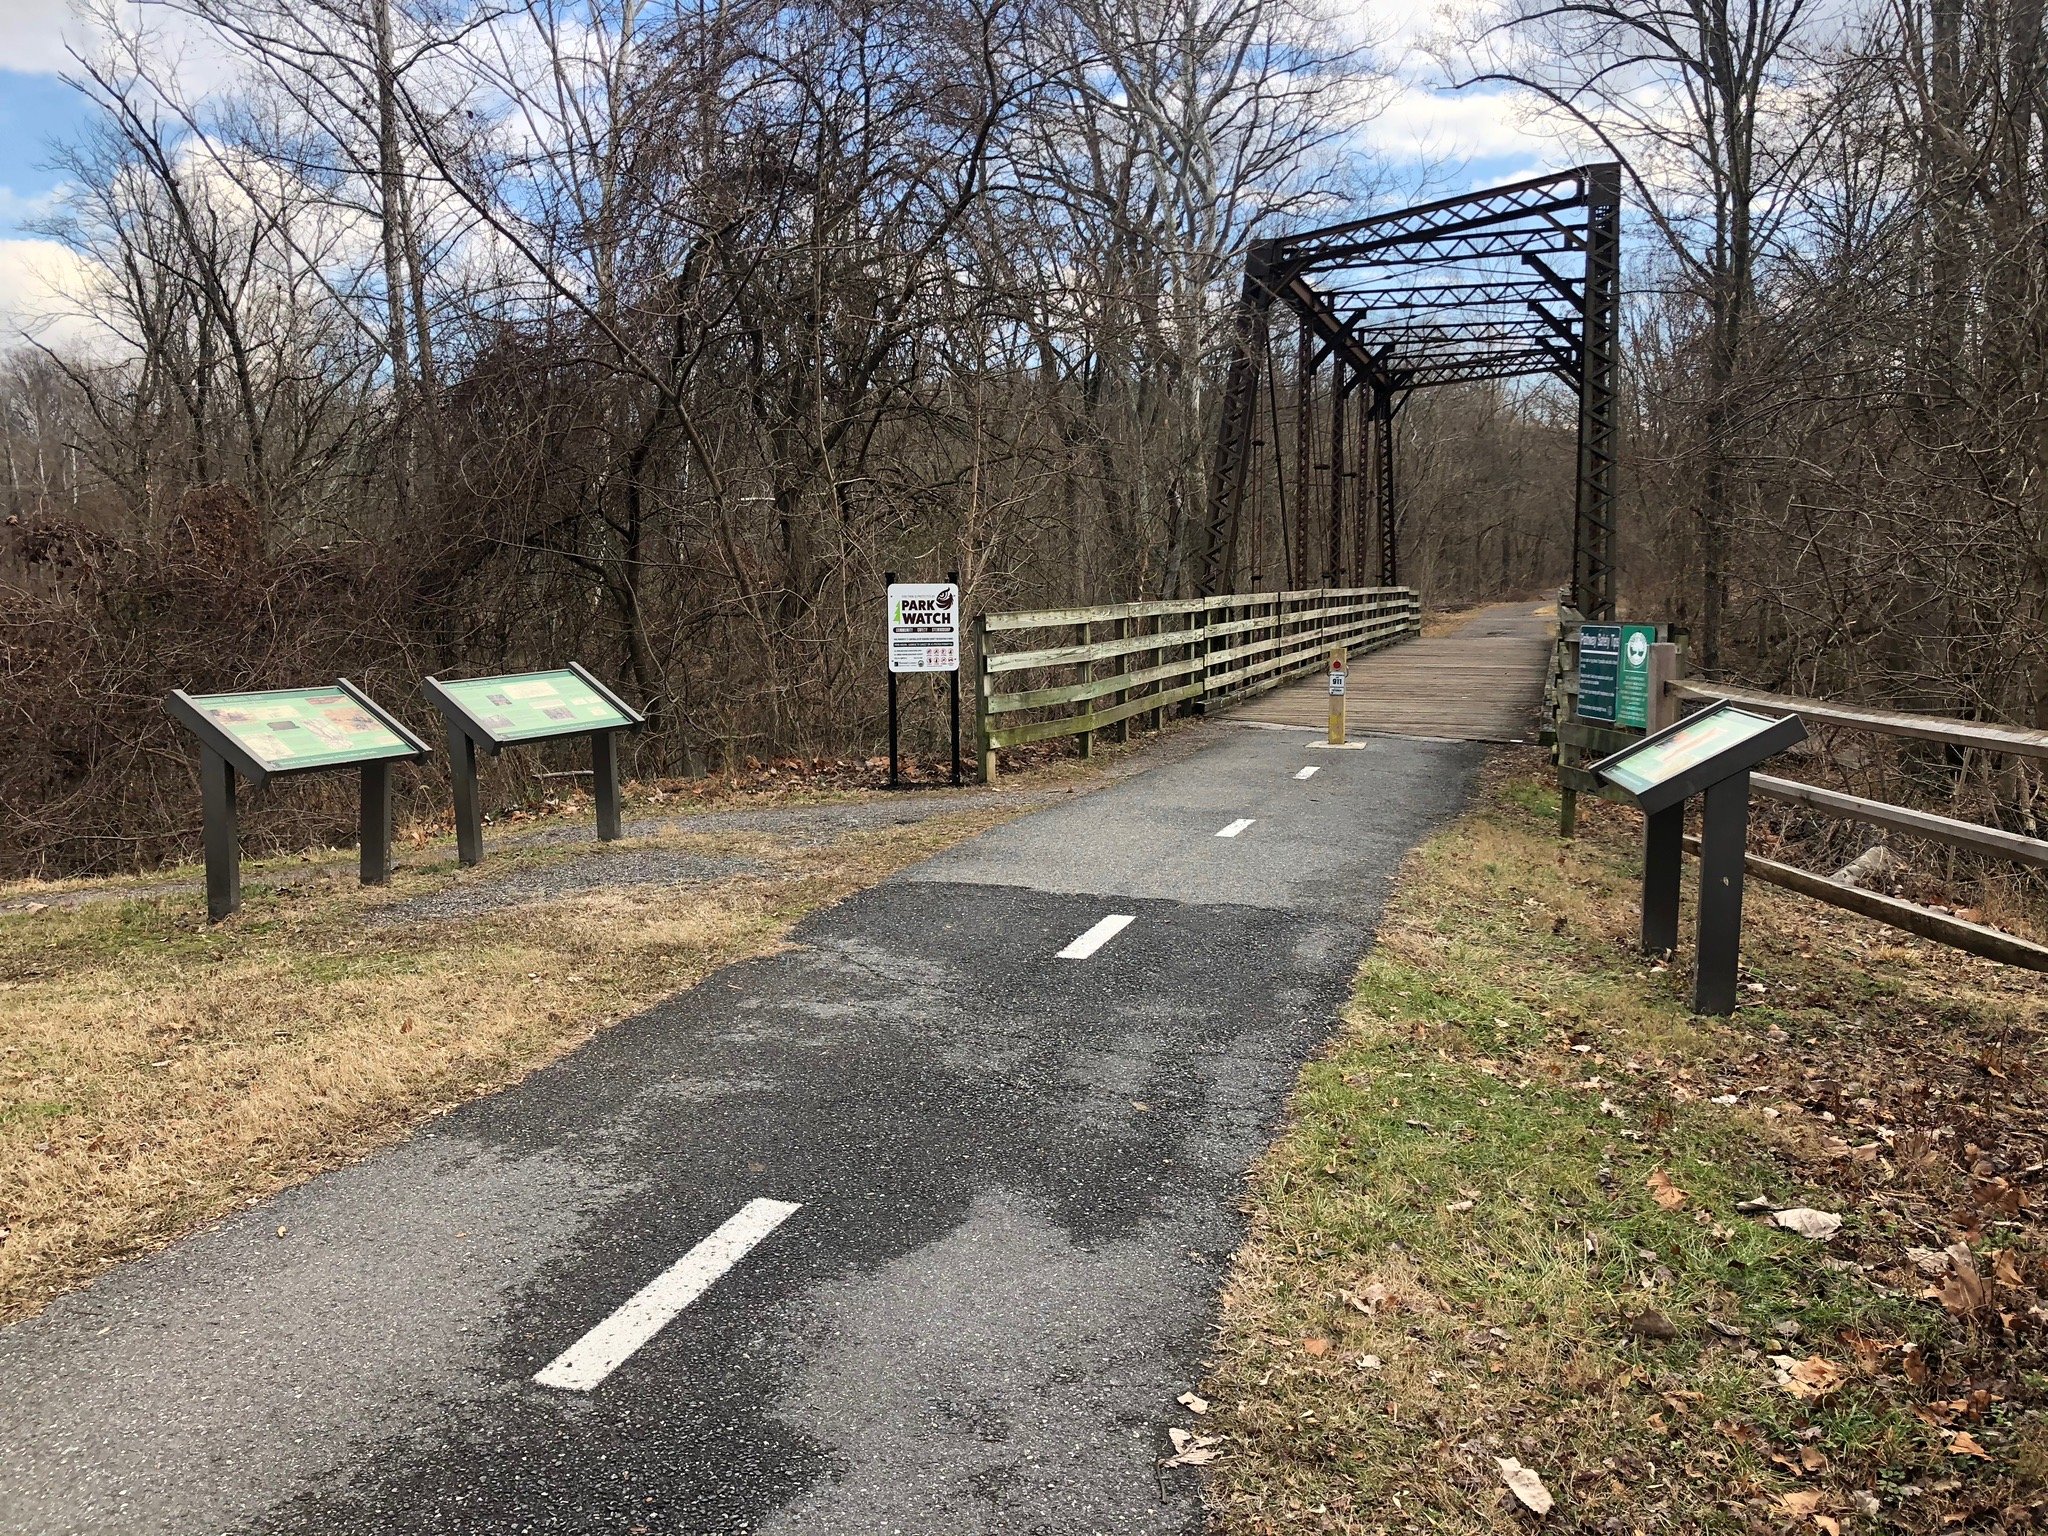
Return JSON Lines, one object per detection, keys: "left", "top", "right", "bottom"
{"left": 973, "top": 587, "right": 1420, "bottom": 782}
{"left": 1544, "top": 613, "right": 2048, "bottom": 970}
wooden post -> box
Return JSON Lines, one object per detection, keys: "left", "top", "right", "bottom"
{"left": 974, "top": 613, "right": 996, "bottom": 784}
{"left": 1148, "top": 614, "right": 1166, "bottom": 733}
{"left": 1647, "top": 640, "right": 1681, "bottom": 731}
{"left": 1113, "top": 616, "right": 1131, "bottom": 744}
{"left": 1328, "top": 644, "right": 1348, "bottom": 745}
{"left": 1557, "top": 613, "right": 1581, "bottom": 838}
{"left": 1077, "top": 620, "right": 1094, "bottom": 758}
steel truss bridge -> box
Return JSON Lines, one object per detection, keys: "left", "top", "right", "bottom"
{"left": 1198, "top": 163, "right": 1622, "bottom": 620}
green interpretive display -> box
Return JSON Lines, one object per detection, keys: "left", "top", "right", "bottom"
{"left": 1599, "top": 705, "right": 1786, "bottom": 799}
{"left": 1589, "top": 699, "right": 1808, "bottom": 1016}
{"left": 423, "top": 662, "right": 646, "bottom": 867}
{"left": 431, "top": 669, "right": 635, "bottom": 746}
{"left": 183, "top": 687, "right": 415, "bottom": 773}
{"left": 165, "top": 679, "right": 431, "bottom": 923}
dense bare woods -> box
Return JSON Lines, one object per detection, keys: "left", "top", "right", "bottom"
{"left": 6, "top": 0, "right": 2048, "bottom": 874}
{"left": 1, "top": 0, "right": 1390, "bottom": 873}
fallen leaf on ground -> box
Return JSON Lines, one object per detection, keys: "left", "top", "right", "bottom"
{"left": 1177, "top": 1391, "right": 1208, "bottom": 1415}
{"left": 1771, "top": 1208, "right": 1843, "bottom": 1241}
{"left": 1646, "top": 1169, "right": 1688, "bottom": 1210}
{"left": 1496, "top": 1457, "right": 1553, "bottom": 1515}
{"left": 1163, "top": 1427, "right": 1224, "bottom": 1467}
{"left": 1948, "top": 1431, "right": 1992, "bottom": 1460}
{"left": 1905, "top": 1245, "right": 1949, "bottom": 1277}
{"left": 1781, "top": 1489, "right": 1824, "bottom": 1516}
{"left": 1771, "top": 1355, "right": 1849, "bottom": 1400}
{"left": 1301, "top": 1337, "right": 1330, "bottom": 1356}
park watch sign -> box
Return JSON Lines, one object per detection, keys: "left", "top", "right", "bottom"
{"left": 887, "top": 582, "right": 961, "bottom": 673}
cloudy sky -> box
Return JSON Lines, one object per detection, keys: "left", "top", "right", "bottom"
{"left": 0, "top": 0, "right": 1569, "bottom": 339}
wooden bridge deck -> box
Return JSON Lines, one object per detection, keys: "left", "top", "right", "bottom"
{"left": 1228, "top": 601, "right": 1555, "bottom": 743}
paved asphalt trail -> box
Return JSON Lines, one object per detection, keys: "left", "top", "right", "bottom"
{"left": 0, "top": 724, "right": 1483, "bottom": 1536}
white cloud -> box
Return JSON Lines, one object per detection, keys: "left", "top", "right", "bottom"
{"left": 0, "top": 0, "right": 84, "bottom": 75}
{"left": 0, "top": 236, "right": 103, "bottom": 350}
{"left": 1374, "top": 79, "right": 1566, "bottom": 172}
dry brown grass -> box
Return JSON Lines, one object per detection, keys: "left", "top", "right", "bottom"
{"left": 0, "top": 800, "right": 1024, "bottom": 1322}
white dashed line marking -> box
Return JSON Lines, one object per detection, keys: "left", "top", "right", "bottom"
{"left": 534, "top": 1198, "right": 803, "bottom": 1392}
{"left": 1215, "top": 818, "right": 1255, "bottom": 838}
{"left": 1058, "top": 914, "right": 1135, "bottom": 960}
{"left": 1294, "top": 766, "right": 1320, "bottom": 780}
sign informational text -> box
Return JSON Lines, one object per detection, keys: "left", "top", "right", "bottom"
{"left": 1577, "top": 622, "right": 1657, "bottom": 727}
{"left": 1600, "top": 706, "right": 1785, "bottom": 797}
{"left": 888, "top": 583, "right": 961, "bottom": 674}
{"left": 187, "top": 688, "right": 414, "bottom": 772}
{"left": 437, "top": 670, "right": 636, "bottom": 744}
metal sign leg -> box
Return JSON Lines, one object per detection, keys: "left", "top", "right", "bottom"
{"left": 1693, "top": 770, "right": 1751, "bottom": 1014}
{"left": 592, "top": 730, "right": 622, "bottom": 841}
{"left": 448, "top": 723, "right": 484, "bottom": 867}
{"left": 360, "top": 760, "right": 393, "bottom": 886}
{"left": 1641, "top": 804, "right": 1682, "bottom": 954}
{"left": 201, "top": 746, "right": 241, "bottom": 922}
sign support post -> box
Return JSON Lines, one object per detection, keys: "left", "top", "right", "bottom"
{"left": 885, "top": 570, "right": 900, "bottom": 789}
{"left": 448, "top": 723, "right": 484, "bottom": 867}
{"left": 1327, "top": 646, "right": 1347, "bottom": 745}
{"left": 1694, "top": 770, "right": 1753, "bottom": 1014}
{"left": 201, "top": 747, "right": 240, "bottom": 923}
{"left": 592, "top": 730, "right": 622, "bottom": 841}
{"left": 1641, "top": 804, "right": 1682, "bottom": 954}
{"left": 947, "top": 569, "right": 962, "bottom": 786}
{"left": 360, "top": 760, "right": 393, "bottom": 885}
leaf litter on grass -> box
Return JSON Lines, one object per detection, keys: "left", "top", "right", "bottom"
{"left": 1204, "top": 750, "right": 2048, "bottom": 1535}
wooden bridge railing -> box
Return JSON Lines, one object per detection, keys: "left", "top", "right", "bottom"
{"left": 973, "top": 587, "right": 1420, "bottom": 782}
{"left": 1546, "top": 610, "right": 2048, "bottom": 970}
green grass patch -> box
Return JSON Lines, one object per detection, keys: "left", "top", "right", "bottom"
{"left": 1206, "top": 753, "right": 2048, "bottom": 1534}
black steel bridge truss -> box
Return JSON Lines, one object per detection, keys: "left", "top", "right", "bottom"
{"left": 1199, "top": 163, "right": 1621, "bottom": 619}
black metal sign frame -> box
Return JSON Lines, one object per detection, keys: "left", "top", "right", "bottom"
{"left": 421, "top": 662, "right": 647, "bottom": 866}
{"left": 1589, "top": 701, "right": 1808, "bottom": 1014}
{"left": 165, "top": 680, "right": 431, "bottom": 922}
{"left": 882, "top": 569, "right": 964, "bottom": 790}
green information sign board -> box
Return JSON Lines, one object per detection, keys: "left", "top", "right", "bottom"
{"left": 177, "top": 687, "right": 417, "bottom": 774}
{"left": 429, "top": 668, "right": 635, "bottom": 747}
{"left": 1598, "top": 705, "right": 1789, "bottom": 803}
{"left": 423, "top": 663, "right": 645, "bottom": 867}
{"left": 1577, "top": 623, "right": 1657, "bottom": 727}
{"left": 165, "top": 680, "right": 431, "bottom": 922}
{"left": 1590, "top": 700, "right": 1808, "bottom": 1016}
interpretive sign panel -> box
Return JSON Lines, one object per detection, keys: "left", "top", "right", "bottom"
{"left": 1595, "top": 703, "right": 1800, "bottom": 811}
{"left": 427, "top": 667, "right": 638, "bottom": 748}
{"left": 175, "top": 686, "right": 416, "bottom": 776}
{"left": 165, "top": 680, "right": 430, "bottom": 921}
{"left": 423, "top": 662, "right": 645, "bottom": 867}
{"left": 888, "top": 583, "right": 960, "bottom": 674}
{"left": 1577, "top": 623, "right": 1657, "bottom": 727}
{"left": 1589, "top": 699, "right": 1809, "bottom": 1015}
